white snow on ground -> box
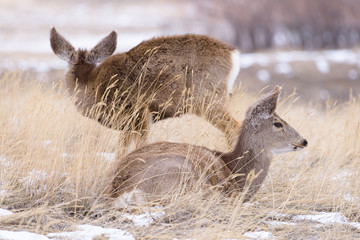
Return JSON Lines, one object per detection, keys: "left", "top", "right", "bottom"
{"left": 47, "top": 224, "right": 135, "bottom": 240}
{"left": 344, "top": 193, "right": 359, "bottom": 202}
{"left": 0, "top": 156, "right": 11, "bottom": 168}
{"left": 123, "top": 212, "right": 155, "bottom": 227}
{"left": 240, "top": 49, "right": 360, "bottom": 69}
{"left": 1, "top": 58, "right": 67, "bottom": 73}
{"left": 257, "top": 69, "right": 271, "bottom": 83}
{"left": 292, "top": 212, "right": 360, "bottom": 230}
{"left": 122, "top": 207, "right": 165, "bottom": 227}
{"left": 97, "top": 152, "right": 116, "bottom": 162}
{"left": 0, "top": 190, "right": 7, "bottom": 198}
{"left": 293, "top": 212, "right": 347, "bottom": 224}
{"left": 267, "top": 220, "right": 297, "bottom": 226}
{"left": 243, "top": 231, "right": 273, "bottom": 239}
{"left": 348, "top": 69, "right": 359, "bottom": 80}
{"left": 0, "top": 208, "right": 13, "bottom": 216}
{"left": 0, "top": 224, "right": 135, "bottom": 240}
{"left": 274, "top": 62, "right": 292, "bottom": 75}
{"left": 21, "top": 169, "right": 48, "bottom": 187}
{"left": 0, "top": 230, "right": 51, "bottom": 240}
{"left": 315, "top": 57, "right": 330, "bottom": 73}
{"left": 1, "top": 45, "right": 359, "bottom": 76}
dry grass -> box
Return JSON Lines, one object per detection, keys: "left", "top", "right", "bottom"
{"left": 1, "top": 72, "right": 360, "bottom": 239}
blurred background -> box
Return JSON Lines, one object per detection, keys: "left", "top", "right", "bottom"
{"left": 1, "top": 0, "right": 360, "bottom": 103}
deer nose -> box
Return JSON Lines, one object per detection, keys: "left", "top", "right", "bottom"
{"left": 302, "top": 139, "right": 308, "bottom": 147}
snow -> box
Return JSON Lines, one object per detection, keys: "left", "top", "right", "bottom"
{"left": 319, "top": 89, "right": 330, "bottom": 100}
{"left": 292, "top": 212, "right": 360, "bottom": 230}
{"left": 348, "top": 69, "right": 358, "bottom": 80}
{"left": 97, "top": 152, "right": 116, "bottom": 162}
{"left": 21, "top": 169, "right": 48, "bottom": 187}
{"left": 0, "top": 208, "right": 13, "bottom": 216}
{"left": 47, "top": 224, "right": 135, "bottom": 240}
{"left": 243, "top": 231, "right": 273, "bottom": 239}
{"left": 343, "top": 193, "right": 359, "bottom": 202}
{"left": 257, "top": 69, "right": 270, "bottom": 83}
{"left": 267, "top": 220, "right": 297, "bottom": 226}
{"left": 122, "top": 207, "right": 165, "bottom": 227}
{"left": 239, "top": 50, "right": 359, "bottom": 69}
{"left": 0, "top": 230, "right": 50, "bottom": 240}
{"left": 0, "top": 224, "right": 135, "bottom": 240}
{"left": 0, "top": 156, "right": 11, "bottom": 167}
{"left": 293, "top": 212, "right": 347, "bottom": 224}
{"left": 274, "top": 62, "right": 292, "bottom": 75}
{"left": 315, "top": 58, "right": 330, "bottom": 73}
{"left": 123, "top": 212, "right": 155, "bottom": 227}
{"left": 43, "top": 140, "right": 52, "bottom": 147}
{"left": 0, "top": 190, "right": 7, "bottom": 198}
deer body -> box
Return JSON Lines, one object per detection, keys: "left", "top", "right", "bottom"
{"left": 50, "top": 28, "right": 241, "bottom": 151}
{"left": 107, "top": 86, "right": 308, "bottom": 206}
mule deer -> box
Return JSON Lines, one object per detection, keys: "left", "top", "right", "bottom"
{"left": 106, "top": 86, "right": 308, "bottom": 206}
{"left": 50, "top": 28, "right": 241, "bottom": 152}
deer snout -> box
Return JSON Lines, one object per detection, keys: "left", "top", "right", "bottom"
{"left": 291, "top": 138, "right": 308, "bottom": 150}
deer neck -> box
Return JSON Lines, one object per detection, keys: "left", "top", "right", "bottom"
{"left": 220, "top": 126, "right": 273, "bottom": 191}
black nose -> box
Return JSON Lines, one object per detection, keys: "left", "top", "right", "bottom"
{"left": 302, "top": 139, "right": 308, "bottom": 147}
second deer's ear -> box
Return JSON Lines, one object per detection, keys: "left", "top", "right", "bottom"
{"left": 50, "top": 27, "right": 76, "bottom": 64}
{"left": 87, "top": 31, "right": 117, "bottom": 64}
{"left": 246, "top": 86, "right": 280, "bottom": 120}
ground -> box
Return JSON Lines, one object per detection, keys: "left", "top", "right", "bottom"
{"left": 1, "top": 0, "right": 360, "bottom": 239}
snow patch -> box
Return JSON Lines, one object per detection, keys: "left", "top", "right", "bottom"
{"left": 292, "top": 212, "right": 360, "bottom": 230}
{"left": 293, "top": 212, "right": 346, "bottom": 224}
{"left": 243, "top": 231, "right": 273, "bottom": 239}
{"left": 97, "top": 152, "right": 116, "bottom": 162}
{"left": 47, "top": 224, "right": 135, "bottom": 240}
{"left": 0, "top": 156, "right": 12, "bottom": 167}
{"left": 238, "top": 49, "right": 359, "bottom": 69}
{"left": 275, "top": 62, "right": 292, "bottom": 75}
{"left": 319, "top": 89, "right": 330, "bottom": 100}
{"left": 257, "top": 69, "right": 270, "bottom": 83}
{"left": 21, "top": 169, "right": 48, "bottom": 187}
{"left": 0, "top": 208, "right": 13, "bottom": 216}
{"left": 0, "top": 230, "right": 50, "bottom": 240}
{"left": 267, "top": 220, "right": 297, "bottom": 226}
{"left": 348, "top": 69, "right": 358, "bottom": 80}
{"left": 122, "top": 208, "right": 165, "bottom": 227}
{"left": 42, "top": 140, "right": 52, "bottom": 147}
{"left": 344, "top": 193, "right": 359, "bottom": 202}
{"left": 315, "top": 58, "right": 330, "bottom": 73}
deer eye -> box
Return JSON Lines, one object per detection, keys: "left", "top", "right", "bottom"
{"left": 274, "top": 122, "right": 283, "bottom": 128}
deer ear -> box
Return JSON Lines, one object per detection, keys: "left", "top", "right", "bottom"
{"left": 50, "top": 27, "right": 76, "bottom": 64}
{"left": 246, "top": 86, "right": 280, "bottom": 121}
{"left": 87, "top": 31, "right": 117, "bottom": 64}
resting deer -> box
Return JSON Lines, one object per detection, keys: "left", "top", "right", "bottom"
{"left": 106, "top": 86, "right": 308, "bottom": 206}
{"left": 50, "top": 28, "right": 241, "bottom": 152}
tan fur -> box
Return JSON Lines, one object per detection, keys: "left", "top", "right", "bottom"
{"left": 106, "top": 86, "right": 308, "bottom": 204}
{"left": 50, "top": 28, "right": 240, "bottom": 152}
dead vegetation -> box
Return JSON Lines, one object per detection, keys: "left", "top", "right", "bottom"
{"left": 0, "top": 72, "right": 360, "bottom": 238}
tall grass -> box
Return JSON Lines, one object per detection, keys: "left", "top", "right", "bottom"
{"left": 0, "top": 72, "right": 359, "bottom": 238}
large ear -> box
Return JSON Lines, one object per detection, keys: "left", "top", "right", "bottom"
{"left": 87, "top": 31, "right": 117, "bottom": 64}
{"left": 246, "top": 86, "right": 280, "bottom": 121}
{"left": 50, "top": 27, "right": 76, "bottom": 64}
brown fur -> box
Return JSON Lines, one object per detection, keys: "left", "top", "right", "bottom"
{"left": 50, "top": 28, "right": 240, "bottom": 152}
{"left": 106, "top": 86, "right": 308, "bottom": 204}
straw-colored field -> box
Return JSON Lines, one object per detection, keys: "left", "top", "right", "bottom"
{"left": 1, "top": 72, "right": 360, "bottom": 239}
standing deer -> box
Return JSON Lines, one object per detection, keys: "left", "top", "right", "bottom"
{"left": 50, "top": 28, "right": 241, "bottom": 152}
{"left": 106, "top": 86, "right": 308, "bottom": 206}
